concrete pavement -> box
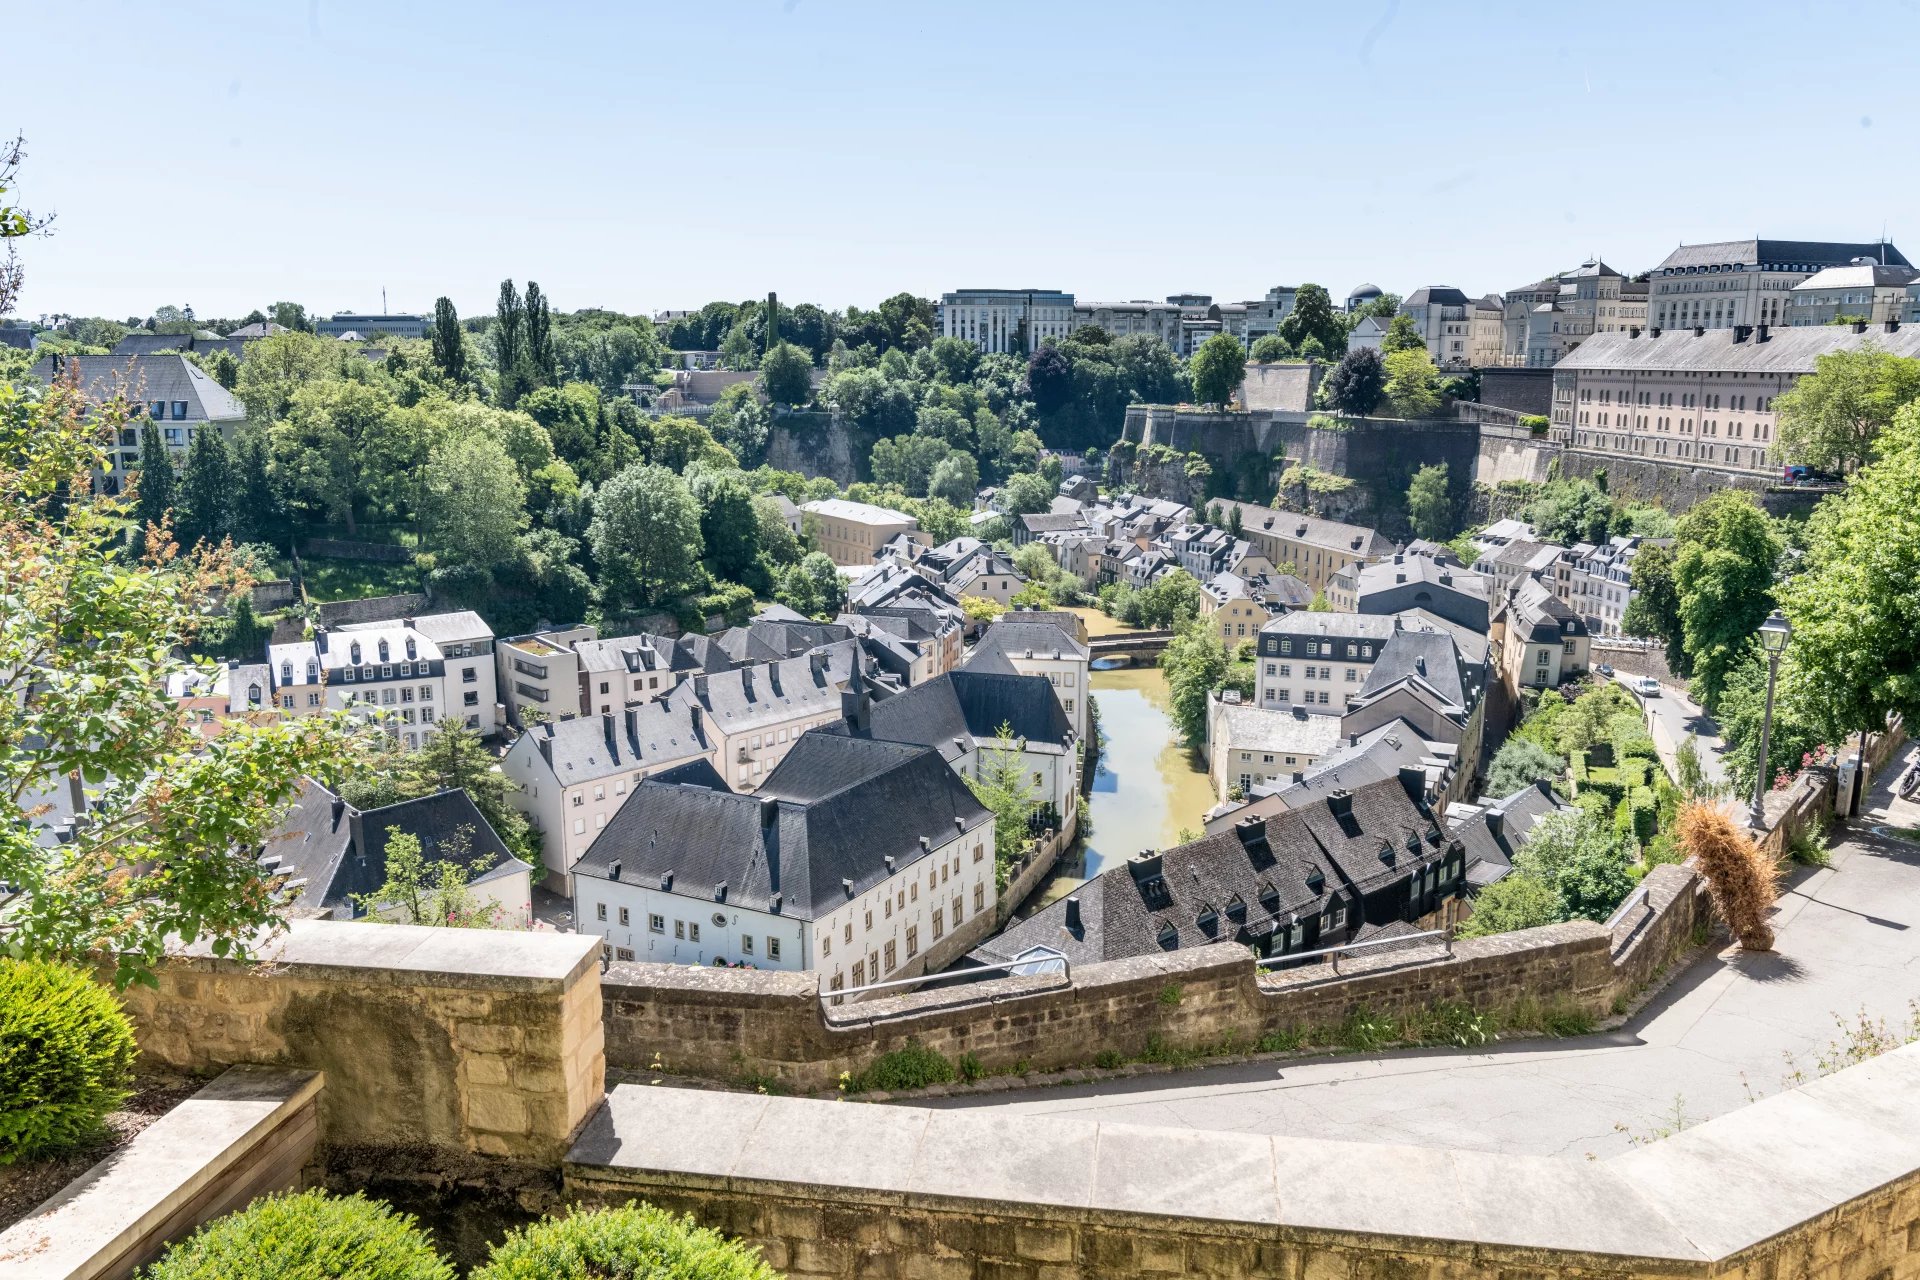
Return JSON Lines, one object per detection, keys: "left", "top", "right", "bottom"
{"left": 1609, "top": 671, "right": 1731, "bottom": 790}
{"left": 919, "top": 744, "right": 1920, "bottom": 1158}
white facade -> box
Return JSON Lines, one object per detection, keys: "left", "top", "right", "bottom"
{"left": 1254, "top": 616, "right": 1398, "bottom": 713}
{"left": 940, "top": 289, "right": 1075, "bottom": 354}
{"left": 267, "top": 611, "right": 500, "bottom": 746}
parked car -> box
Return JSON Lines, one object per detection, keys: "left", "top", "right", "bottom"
{"left": 1635, "top": 677, "right": 1660, "bottom": 697}
{"left": 1595, "top": 663, "right": 1614, "bottom": 677}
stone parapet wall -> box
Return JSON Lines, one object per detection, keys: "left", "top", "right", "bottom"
{"left": 565, "top": 1042, "right": 1920, "bottom": 1278}
{"left": 118, "top": 920, "right": 605, "bottom": 1163}
{"left": 604, "top": 868, "right": 1705, "bottom": 1091}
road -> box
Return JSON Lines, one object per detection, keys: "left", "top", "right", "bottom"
{"left": 918, "top": 745, "right": 1920, "bottom": 1158}
{"left": 1607, "top": 671, "right": 1731, "bottom": 790}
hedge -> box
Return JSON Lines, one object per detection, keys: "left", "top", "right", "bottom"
{"left": 474, "top": 1203, "right": 778, "bottom": 1280}
{"left": 139, "top": 1191, "right": 453, "bottom": 1280}
{"left": 0, "top": 959, "right": 138, "bottom": 1165}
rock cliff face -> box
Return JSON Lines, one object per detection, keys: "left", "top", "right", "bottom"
{"left": 764, "top": 412, "right": 872, "bottom": 485}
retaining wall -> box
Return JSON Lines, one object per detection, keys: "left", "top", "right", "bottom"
{"left": 116, "top": 920, "right": 605, "bottom": 1163}
{"left": 603, "top": 863, "right": 1702, "bottom": 1091}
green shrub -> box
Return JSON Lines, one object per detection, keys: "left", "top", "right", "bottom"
{"left": 1255, "top": 1028, "right": 1304, "bottom": 1054}
{"left": 1334, "top": 1006, "right": 1399, "bottom": 1052}
{"left": 1092, "top": 1049, "right": 1125, "bottom": 1069}
{"left": 956, "top": 1051, "right": 984, "bottom": 1082}
{"left": 1627, "top": 788, "right": 1658, "bottom": 843}
{"left": 0, "top": 959, "right": 138, "bottom": 1165}
{"left": 474, "top": 1202, "right": 777, "bottom": 1280}
{"left": 1543, "top": 1006, "right": 1596, "bottom": 1037}
{"left": 847, "top": 1041, "right": 953, "bottom": 1092}
{"left": 141, "top": 1191, "right": 452, "bottom": 1280}
{"left": 1157, "top": 982, "right": 1184, "bottom": 1007}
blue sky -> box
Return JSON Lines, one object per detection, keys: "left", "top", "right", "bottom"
{"left": 10, "top": 1, "right": 1917, "bottom": 321}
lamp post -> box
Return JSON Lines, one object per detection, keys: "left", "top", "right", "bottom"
{"left": 1749, "top": 610, "right": 1793, "bottom": 828}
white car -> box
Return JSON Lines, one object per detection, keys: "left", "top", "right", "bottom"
{"left": 1634, "top": 677, "right": 1661, "bottom": 698}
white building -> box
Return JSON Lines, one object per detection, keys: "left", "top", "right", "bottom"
{"left": 1787, "top": 263, "right": 1920, "bottom": 326}
{"left": 1206, "top": 693, "right": 1343, "bottom": 802}
{"left": 267, "top": 610, "right": 501, "bottom": 746}
{"left": 573, "top": 736, "right": 996, "bottom": 995}
{"left": 940, "top": 288, "right": 1076, "bottom": 354}
{"left": 1648, "top": 238, "right": 1909, "bottom": 332}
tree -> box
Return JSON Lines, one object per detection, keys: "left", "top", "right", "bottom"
{"left": 1307, "top": 590, "right": 1332, "bottom": 612}
{"left": 430, "top": 296, "right": 468, "bottom": 386}
{"left": 1716, "top": 651, "right": 1826, "bottom": 797}
{"left": 1190, "top": 333, "right": 1247, "bottom": 406}
{"left": 966, "top": 724, "right": 1039, "bottom": 886}
{"left": 1138, "top": 569, "right": 1204, "bottom": 629}
{"left": 1249, "top": 335, "right": 1291, "bottom": 363}
{"left": 1458, "top": 872, "right": 1566, "bottom": 937}
{"left": 928, "top": 336, "right": 980, "bottom": 384}
{"left": 1382, "top": 348, "right": 1442, "bottom": 417}
{"left": 776, "top": 551, "right": 844, "bottom": 619}
{"left": 1528, "top": 477, "right": 1620, "bottom": 545}
{"left": 869, "top": 433, "right": 953, "bottom": 496}
{"left": 419, "top": 433, "right": 528, "bottom": 575}
{"left": 1278, "top": 284, "right": 1346, "bottom": 356}
{"left": 175, "top": 420, "right": 235, "bottom": 550}
{"left": 1406, "top": 462, "right": 1453, "bottom": 540}
{"left": 1622, "top": 540, "right": 1688, "bottom": 676}
{"left": 1353, "top": 291, "right": 1401, "bottom": 321}
{"left": 205, "top": 349, "right": 239, "bottom": 390}
{"left": 1162, "top": 617, "right": 1228, "bottom": 747}
{"left": 1772, "top": 344, "right": 1920, "bottom": 475}
{"left": 132, "top": 418, "right": 177, "bottom": 547}
{"left": 1485, "top": 738, "right": 1563, "bottom": 796}
{"left": 999, "top": 470, "right": 1054, "bottom": 516}
{"left": 0, "top": 134, "right": 54, "bottom": 317}
{"left": 588, "top": 463, "right": 705, "bottom": 609}
{"left": 1779, "top": 404, "right": 1920, "bottom": 773}
{"left": 760, "top": 341, "right": 813, "bottom": 406}
{"left": 268, "top": 300, "right": 311, "bottom": 333}
{"left": 1673, "top": 490, "right": 1780, "bottom": 712}
{"left": 1514, "top": 810, "right": 1635, "bottom": 922}
{"left": 229, "top": 426, "right": 288, "bottom": 546}
{"left": 340, "top": 721, "right": 539, "bottom": 867}
{"left": 1023, "top": 344, "right": 1073, "bottom": 417}
{"left": 719, "top": 325, "right": 756, "bottom": 370}
{"left": 823, "top": 367, "right": 916, "bottom": 438}
{"left": 688, "top": 468, "right": 762, "bottom": 585}
{"left": 1323, "top": 347, "right": 1386, "bottom": 415}
{"left": 494, "top": 279, "right": 529, "bottom": 406}
{"left": 707, "top": 382, "right": 770, "bottom": 468}
{"left": 524, "top": 281, "right": 556, "bottom": 387}
{"left": 1380, "top": 314, "right": 1426, "bottom": 354}
{"left": 927, "top": 451, "right": 979, "bottom": 507}
{"left": 353, "top": 827, "right": 500, "bottom": 928}
{"left": 1, "top": 379, "right": 362, "bottom": 987}
{"left": 271, "top": 379, "right": 405, "bottom": 535}
{"left": 234, "top": 330, "right": 337, "bottom": 421}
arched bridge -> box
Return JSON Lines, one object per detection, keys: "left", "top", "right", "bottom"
{"left": 1088, "top": 629, "right": 1175, "bottom": 661}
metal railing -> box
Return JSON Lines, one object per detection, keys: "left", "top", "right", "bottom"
{"left": 1255, "top": 928, "right": 1452, "bottom": 975}
{"left": 820, "top": 953, "right": 1072, "bottom": 1011}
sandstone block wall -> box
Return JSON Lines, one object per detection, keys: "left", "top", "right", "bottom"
{"left": 118, "top": 921, "right": 605, "bottom": 1163}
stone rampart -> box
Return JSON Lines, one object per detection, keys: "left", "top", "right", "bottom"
{"left": 116, "top": 920, "right": 605, "bottom": 1163}
{"left": 604, "top": 863, "right": 1704, "bottom": 1091}
{"left": 566, "top": 1040, "right": 1920, "bottom": 1279}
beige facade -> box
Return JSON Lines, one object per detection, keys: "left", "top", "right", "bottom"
{"left": 1214, "top": 501, "right": 1392, "bottom": 592}
{"left": 1648, "top": 238, "right": 1909, "bottom": 331}
{"left": 1552, "top": 322, "right": 1920, "bottom": 477}
{"left": 802, "top": 498, "right": 921, "bottom": 567}
{"left": 1787, "top": 263, "right": 1920, "bottom": 326}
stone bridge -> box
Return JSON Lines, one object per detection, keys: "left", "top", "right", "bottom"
{"left": 1088, "top": 629, "right": 1174, "bottom": 660}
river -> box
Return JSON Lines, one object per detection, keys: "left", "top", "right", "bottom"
{"left": 1018, "top": 657, "right": 1217, "bottom": 915}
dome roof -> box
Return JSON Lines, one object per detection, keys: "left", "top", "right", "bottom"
{"left": 1347, "top": 283, "right": 1384, "bottom": 301}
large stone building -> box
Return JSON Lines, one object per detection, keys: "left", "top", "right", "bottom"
{"left": 801, "top": 498, "right": 921, "bottom": 567}
{"left": 1502, "top": 260, "right": 1647, "bottom": 368}
{"left": 1647, "top": 239, "right": 1909, "bottom": 332}
{"left": 1492, "top": 576, "right": 1591, "bottom": 691}
{"left": 1551, "top": 322, "right": 1920, "bottom": 477}
{"left": 1209, "top": 502, "right": 1394, "bottom": 592}
{"left": 267, "top": 610, "right": 501, "bottom": 744}
{"left": 1398, "top": 287, "right": 1475, "bottom": 370}
{"left": 571, "top": 735, "right": 996, "bottom": 993}
{"left": 939, "top": 288, "right": 1075, "bottom": 354}
{"left": 1787, "top": 263, "right": 1920, "bottom": 326}
{"left": 29, "top": 352, "right": 247, "bottom": 493}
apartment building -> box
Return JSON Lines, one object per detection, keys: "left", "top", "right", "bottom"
{"left": 1254, "top": 613, "right": 1401, "bottom": 712}
{"left": 1071, "top": 299, "right": 1181, "bottom": 349}
{"left": 1200, "top": 570, "right": 1307, "bottom": 645}
{"left": 501, "top": 700, "right": 715, "bottom": 886}
{"left": 1562, "top": 536, "right": 1645, "bottom": 638}
{"left": 1328, "top": 551, "right": 1492, "bottom": 633}
{"left": 573, "top": 736, "right": 996, "bottom": 993}
{"left": 1551, "top": 322, "right": 1920, "bottom": 477}
{"left": 940, "top": 288, "right": 1075, "bottom": 354}
{"left": 29, "top": 352, "right": 247, "bottom": 493}
{"left": 911, "top": 537, "right": 1026, "bottom": 606}
{"left": 1647, "top": 239, "right": 1909, "bottom": 331}
{"left": 266, "top": 610, "right": 500, "bottom": 744}
{"left": 662, "top": 646, "right": 863, "bottom": 792}
{"left": 1399, "top": 287, "right": 1475, "bottom": 370}
{"left": 1471, "top": 294, "right": 1506, "bottom": 366}
{"left": 1787, "top": 264, "right": 1920, "bottom": 326}
{"left": 1516, "top": 260, "right": 1647, "bottom": 368}
{"left": 1210, "top": 502, "right": 1393, "bottom": 592}
{"left": 1492, "top": 576, "right": 1591, "bottom": 691}
{"left": 166, "top": 661, "right": 273, "bottom": 740}
{"left": 802, "top": 498, "right": 921, "bottom": 567}
{"left": 1207, "top": 695, "right": 1343, "bottom": 801}
{"left": 965, "top": 619, "right": 1092, "bottom": 740}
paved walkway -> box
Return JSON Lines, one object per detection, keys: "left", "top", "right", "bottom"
{"left": 922, "top": 746, "right": 1920, "bottom": 1158}
{"left": 1609, "top": 671, "right": 1731, "bottom": 790}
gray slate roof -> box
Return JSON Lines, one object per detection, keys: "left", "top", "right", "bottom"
{"left": 525, "top": 700, "right": 712, "bottom": 784}
{"left": 1558, "top": 325, "right": 1920, "bottom": 375}
{"left": 1448, "top": 780, "right": 1568, "bottom": 887}
{"left": 573, "top": 734, "right": 990, "bottom": 920}
{"left": 29, "top": 352, "right": 247, "bottom": 422}
{"left": 860, "top": 670, "right": 1073, "bottom": 763}
{"left": 969, "top": 618, "right": 1090, "bottom": 664}
{"left": 1654, "top": 239, "right": 1909, "bottom": 272}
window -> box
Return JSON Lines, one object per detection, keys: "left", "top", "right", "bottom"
{"left": 932, "top": 908, "right": 945, "bottom": 940}
{"left": 171, "top": 401, "right": 188, "bottom": 419}
{"left": 572, "top": 819, "right": 585, "bottom": 835}
{"left": 618, "top": 906, "right": 630, "bottom": 926}
{"left": 464, "top": 691, "right": 478, "bottom": 706}
{"left": 768, "top": 937, "right": 781, "bottom": 960}
{"left": 599, "top": 681, "right": 609, "bottom": 695}
{"left": 688, "top": 921, "right": 700, "bottom": 942}
{"left": 952, "top": 894, "right": 963, "bottom": 924}
{"left": 648, "top": 913, "right": 664, "bottom": 934}
{"left": 742, "top": 935, "right": 754, "bottom": 955}
{"left": 820, "top": 933, "right": 828, "bottom": 956}
{"left": 973, "top": 844, "right": 984, "bottom": 863}
{"left": 593, "top": 785, "right": 605, "bottom": 801}
{"left": 974, "top": 883, "right": 986, "bottom": 912}
{"left": 844, "top": 922, "right": 853, "bottom": 943}
{"left": 884, "top": 898, "right": 892, "bottom": 919}
{"left": 572, "top": 793, "right": 583, "bottom": 807}
{"left": 596, "top": 903, "right": 607, "bottom": 921}
{"left": 674, "top": 920, "right": 685, "bottom": 939}
{"left": 905, "top": 926, "right": 918, "bottom": 959}
{"left": 884, "top": 941, "right": 897, "bottom": 971}
{"left": 420, "top": 685, "right": 432, "bottom": 700}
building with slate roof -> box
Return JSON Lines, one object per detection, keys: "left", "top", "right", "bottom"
{"left": 166, "top": 660, "right": 274, "bottom": 741}
{"left": 1203, "top": 719, "right": 1456, "bottom": 834}
{"left": 29, "top": 351, "right": 246, "bottom": 493}
{"left": 1493, "top": 575, "right": 1590, "bottom": 692}
{"left": 1446, "top": 780, "right": 1570, "bottom": 888}
{"left": 573, "top": 733, "right": 995, "bottom": 988}
{"left": 856, "top": 669, "right": 1079, "bottom": 828}
{"left": 1648, "top": 238, "right": 1908, "bottom": 331}
{"left": 966, "top": 618, "right": 1091, "bottom": 739}
{"left": 911, "top": 537, "right": 1026, "bottom": 605}
{"left": 1787, "top": 263, "right": 1920, "bottom": 327}
{"left": 1552, "top": 322, "right": 1920, "bottom": 478}
{"left": 271, "top": 610, "right": 500, "bottom": 740}
{"left": 1399, "top": 286, "right": 1476, "bottom": 369}
{"left": 1207, "top": 696, "right": 1344, "bottom": 802}
{"left": 1207, "top": 502, "right": 1391, "bottom": 592}
{"left": 663, "top": 646, "right": 868, "bottom": 795}
{"left": 801, "top": 498, "right": 921, "bottom": 567}
{"left": 972, "top": 772, "right": 1464, "bottom": 969}
{"left": 263, "top": 778, "right": 531, "bottom": 927}
{"left": 503, "top": 699, "right": 717, "bottom": 886}
{"left": 1327, "top": 548, "right": 1492, "bottom": 632}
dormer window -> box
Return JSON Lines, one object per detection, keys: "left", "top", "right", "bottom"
{"left": 378, "top": 640, "right": 391, "bottom": 663}
{"left": 349, "top": 641, "right": 362, "bottom": 665}
{"left": 405, "top": 639, "right": 417, "bottom": 661}
{"left": 281, "top": 661, "right": 292, "bottom": 682}
{"left": 1305, "top": 868, "right": 1324, "bottom": 894}
{"left": 1155, "top": 919, "right": 1178, "bottom": 951}
{"left": 1196, "top": 904, "right": 1218, "bottom": 932}
{"left": 1225, "top": 894, "right": 1246, "bottom": 921}
{"left": 1258, "top": 883, "right": 1280, "bottom": 915}
{"left": 307, "top": 661, "right": 318, "bottom": 683}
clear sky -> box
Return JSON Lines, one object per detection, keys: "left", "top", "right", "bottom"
{"left": 10, "top": 1, "right": 1917, "bottom": 322}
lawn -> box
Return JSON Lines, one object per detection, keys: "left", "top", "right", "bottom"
{"left": 280, "top": 556, "right": 423, "bottom": 602}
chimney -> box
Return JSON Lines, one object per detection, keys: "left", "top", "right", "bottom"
{"left": 1348, "top": 732, "right": 1359, "bottom": 746}
{"left": 609, "top": 860, "right": 622, "bottom": 881}
{"left": 1327, "top": 790, "right": 1354, "bottom": 818}
{"left": 1397, "top": 766, "right": 1427, "bottom": 804}
{"left": 1886, "top": 319, "right": 1902, "bottom": 334}
{"left": 1395, "top": 572, "right": 1406, "bottom": 584}
{"left": 1535, "top": 777, "right": 1554, "bottom": 800}
{"left": 919, "top": 835, "right": 931, "bottom": 851}
{"left": 1127, "top": 849, "right": 1164, "bottom": 882}
{"left": 1732, "top": 324, "right": 1752, "bottom": 343}
{"left": 1629, "top": 326, "right": 1641, "bottom": 339}
{"left": 602, "top": 711, "right": 617, "bottom": 752}
{"left": 1852, "top": 320, "right": 1868, "bottom": 334}
{"left": 1649, "top": 325, "right": 1662, "bottom": 338}
{"left": 1692, "top": 325, "right": 1705, "bottom": 337}
{"left": 660, "top": 869, "right": 673, "bottom": 890}
{"left": 883, "top": 854, "right": 896, "bottom": 872}
{"left": 693, "top": 675, "right": 709, "bottom": 701}
{"left": 1393, "top": 550, "right": 1404, "bottom": 565}
{"left": 1756, "top": 324, "right": 1769, "bottom": 342}
{"left": 623, "top": 706, "right": 639, "bottom": 742}
{"left": 1064, "top": 895, "right": 1082, "bottom": 930}
{"left": 759, "top": 795, "right": 778, "bottom": 826}
{"left": 1484, "top": 810, "right": 1504, "bottom": 840}
{"left": 810, "top": 649, "right": 829, "bottom": 675}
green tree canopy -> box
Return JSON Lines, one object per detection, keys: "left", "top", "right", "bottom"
{"left": 1323, "top": 346, "right": 1386, "bottom": 415}
{"left": 1772, "top": 344, "right": 1920, "bottom": 474}
{"left": 760, "top": 341, "right": 813, "bottom": 406}
{"left": 1278, "top": 284, "right": 1347, "bottom": 356}
{"left": 1673, "top": 490, "right": 1781, "bottom": 712}
{"left": 587, "top": 463, "right": 705, "bottom": 609}
{"left": 1406, "top": 462, "right": 1453, "bottom": 540}
{"left": 1162, "top": 616, "right": 1228, "bottom": 747}
{"left": 419, "top": 432, "right": 528, "bottom": 575}
{"left": 1382, "top": 348, "right": 1442, "bottom": 417}
{"left": 1189, "top": 332, "right": 1247, "bottom": 406}
{"left": 1380, "top": 314, "right": 1426, "bottom": 354}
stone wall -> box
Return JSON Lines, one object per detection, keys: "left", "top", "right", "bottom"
{"left": 565, "top": 1039, "right": 1920, "bottom": 1278}
{"left": 117, "top": 920, "right": 605, "bottom": 1163}
{"left": 765, "top": 412, "right": 872, "bottom": 485}
{"left": 603, "top": 867, "right": 1704, "bottom": 1092}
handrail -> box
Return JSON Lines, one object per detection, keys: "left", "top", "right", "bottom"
{"left": 1255, "top": 927, "right": 1451, "bottom": 974}
{"left": 820, "top": 954, "right": 1072, "bottom": 1005}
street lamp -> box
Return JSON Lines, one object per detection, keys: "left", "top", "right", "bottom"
{"left": 1750, "top": 610, "right": 1793, "bottom": 828}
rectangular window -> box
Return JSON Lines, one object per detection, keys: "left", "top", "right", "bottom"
{"left": 932, "top": 908, "right": 945, "bottom": 940}
{"left": 974, "top": 883, "right": 985, "bottom": 912}
{"left": 572, "top": 819, "right": 585, "bottom": 835}
{"left": 674, "top": 920, "right": 685, "bottom": 939}
{"left": 689, "top": 921, "right": 700, "bottom": 942}
{"left": 596, "top": 903, "right": 607, "bottom": 921}
{"left": 618, "top": 907, "right": 629, "bottom": 926}
{"left": 648, "top": 914, "right": 664, "bottom": 934}
{"left": 883, "top": 941, "right": 896, "bottom": 972}
{"left": 768, "top": 937, "right": 780, "bottom": 960}
{"left": 742, "top": 935, "right": 754, "bottom": 955}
